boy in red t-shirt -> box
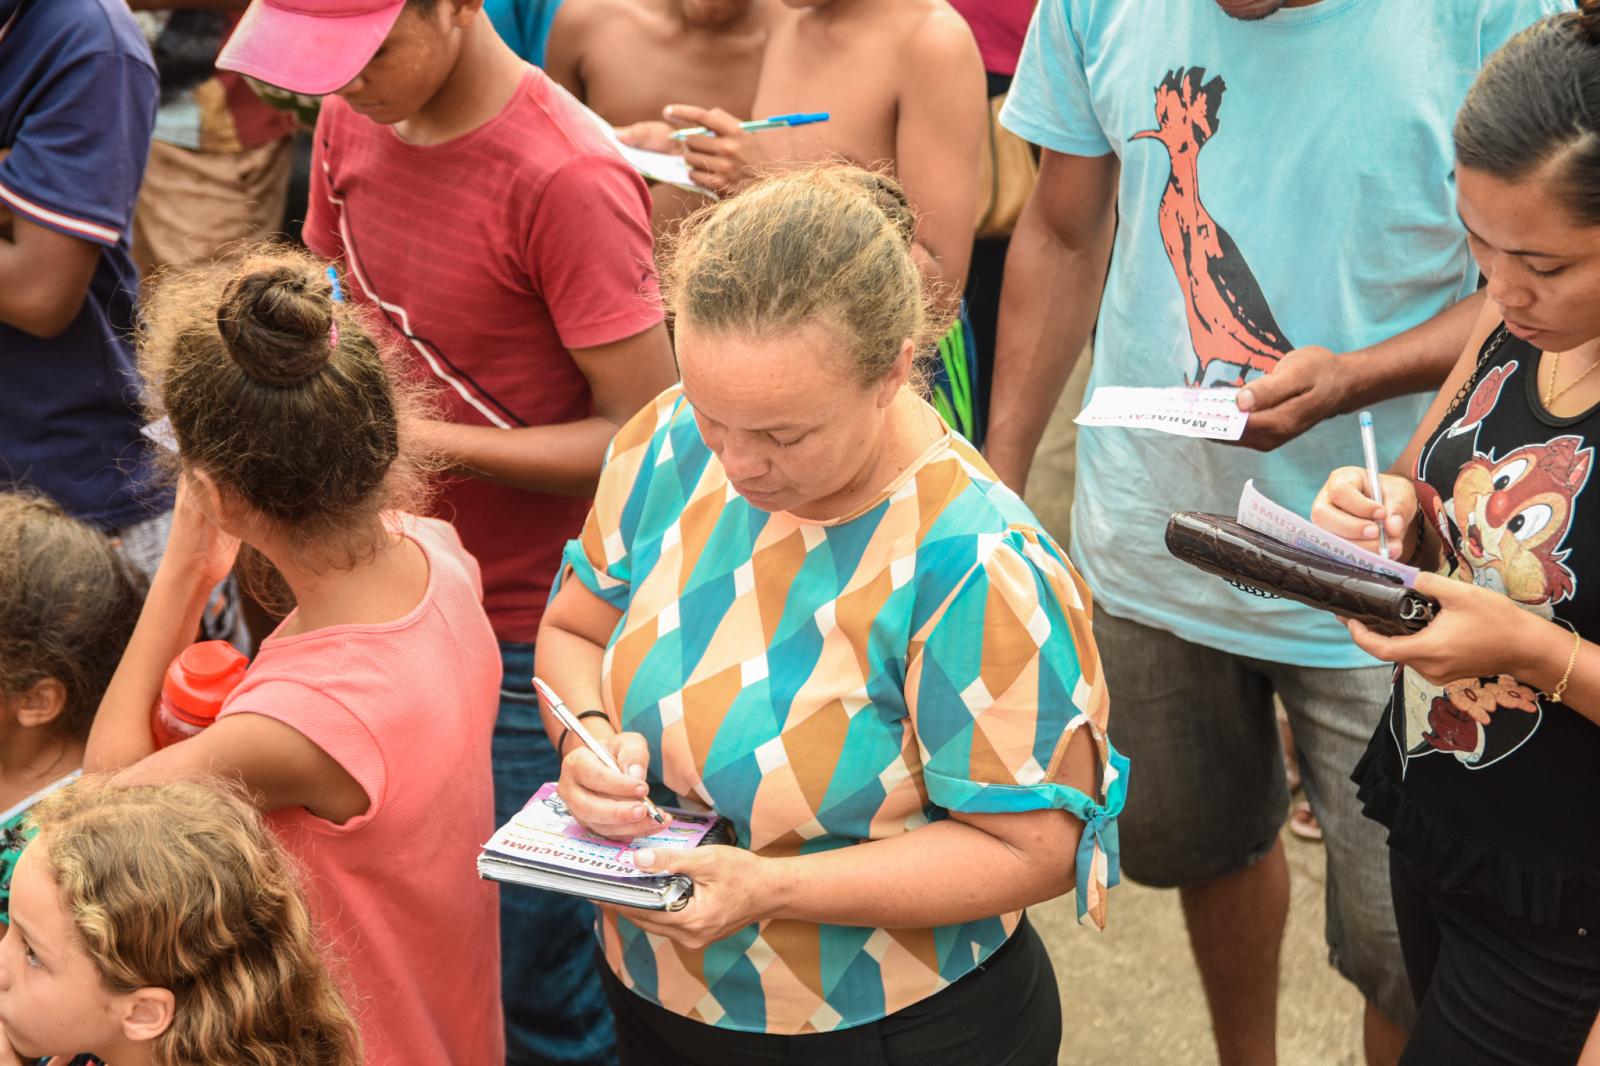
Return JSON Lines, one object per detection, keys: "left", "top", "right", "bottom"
{"left": 218, "top": 2, "right": 677, "bottom": 1062}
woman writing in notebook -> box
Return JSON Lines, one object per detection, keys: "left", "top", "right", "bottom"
{"left": 1312, "top": 8, "right": 1600, "bottom": 1062}
{"left": 537, "top": 166, "right": 1124, "bottom": 1065}
{"left": 80, "top": 249, "right": 505, "bottom": 1065}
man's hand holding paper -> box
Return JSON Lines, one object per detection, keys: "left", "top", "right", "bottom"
{"left": 1231, "top": 345, "right": 1354, "bottom": 451}
{"left": 660, "top": 103, "right": 774, "bottom": 196}
{"left": 614, "top": 120, "right": 679, "bottom": 154}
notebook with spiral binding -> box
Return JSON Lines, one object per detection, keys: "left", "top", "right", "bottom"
{"left": 476, "top": 783, "right": 735, "bottom": 911}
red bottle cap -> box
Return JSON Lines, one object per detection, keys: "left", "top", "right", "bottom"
{"left": 161, "top": 641, "right": 249, "bottom": 726}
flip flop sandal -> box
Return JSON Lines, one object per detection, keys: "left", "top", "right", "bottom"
{"left": 1288, "top": 799, "right": 1323, "bottom": 843}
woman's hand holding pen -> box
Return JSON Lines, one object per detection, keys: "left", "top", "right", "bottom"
{"left": 1311, "top": 466, "right": 1420, "bottom": 561}
{"left": 557, "top": 727, "right": 667, "bottom": 841}
{"left": 661, "top": 104, "right": 772, "bottom": 196}
{"left": 1316, "top": 466, "right": 1588, "bottom": 701}
{"left": 609, "top": 846, "right": 777, "bottom": 950}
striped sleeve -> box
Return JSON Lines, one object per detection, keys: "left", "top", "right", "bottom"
{"left": 0, "top": 51, "right": 156, "bottom": 247}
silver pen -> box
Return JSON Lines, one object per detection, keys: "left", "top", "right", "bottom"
{"left": 533, "top": 676, "right": 666, "bottom": 825}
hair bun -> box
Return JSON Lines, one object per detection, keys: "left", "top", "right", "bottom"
{"left": 216, "top": 266, "right": 336, "bottom": 387}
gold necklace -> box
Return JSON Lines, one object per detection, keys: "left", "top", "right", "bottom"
{"left": 1544, "top": 347, "right": 1600, "bottom": 407}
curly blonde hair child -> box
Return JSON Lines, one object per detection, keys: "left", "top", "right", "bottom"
{"left": 0, "top": 776, "right": 360, "bottom": 1066}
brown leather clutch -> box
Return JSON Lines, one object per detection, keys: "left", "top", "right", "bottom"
{"left": 1165, "top": 512, "right": 1438, "bottom": 637}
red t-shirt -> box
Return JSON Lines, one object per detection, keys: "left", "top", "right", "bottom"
{"left": 948, "top": 0, "right": 1036, "bottom": 76}
{"left": 304, "top": 67, "right": 664, "bottom": 642}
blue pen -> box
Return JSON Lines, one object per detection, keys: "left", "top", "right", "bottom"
{"left": 326, "top": 265, "right": 344, "bottom": 303}
{"left": 1358, "top": 410, "right": 1390, "bottom": 559}
{"left": 669, "top": 111, "right": 830, "bottom": 141}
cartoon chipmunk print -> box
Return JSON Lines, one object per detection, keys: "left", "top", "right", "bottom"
{"left": 1396, "top": 361, "right": 1594, "bottom": 771}
{"left": 1131, "top": 68, "right": 1293, "bottom": 387}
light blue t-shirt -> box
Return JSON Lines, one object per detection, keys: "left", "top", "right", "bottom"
{"left": 486, "top": 0, "right": 563, "bottom": 66}
{"left": 1001, "top": 0, "right": 1563, "bottom": 667}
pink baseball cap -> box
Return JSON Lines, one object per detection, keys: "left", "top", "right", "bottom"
{"left": 217, "top": 0, "right": 406, "bottom": 97}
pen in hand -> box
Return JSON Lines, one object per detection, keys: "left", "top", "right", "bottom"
{"left": 668, "top": 111, "right": 830, "bottom": 141}
{"left": 533, "top": 676, "right": 668, "bottom": 826}
{"left": 1358, "top": 410, "right": 1390, "bottom": 559}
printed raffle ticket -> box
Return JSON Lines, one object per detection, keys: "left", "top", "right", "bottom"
{"left": 1074, "top": 386, "right": 1250, "bottom": 441}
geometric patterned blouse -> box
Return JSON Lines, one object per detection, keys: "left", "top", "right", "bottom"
{"left": 560, "top": 386, "right": 1127, "bottom": 1034}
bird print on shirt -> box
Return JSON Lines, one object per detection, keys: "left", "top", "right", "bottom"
{"left": 1131, "top": 67, "right": 1293, "bottom": 386}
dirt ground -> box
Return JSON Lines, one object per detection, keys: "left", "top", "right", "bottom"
{"left": 1021, "top": 358, "right": 1366, "bottom": 1065}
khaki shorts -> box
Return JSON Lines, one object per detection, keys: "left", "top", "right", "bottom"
{"left": 131, "top": 136, "right": 293, "bottom": 283}
{"left": 1093, "top": 603, "right": 1414, "bottom": 1026}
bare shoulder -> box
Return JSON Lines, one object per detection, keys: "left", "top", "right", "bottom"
{"left": 550, "top": 0, "right": 641, "bottom": 33}
{"left": 895, "top": 1, "right": 984, "bottom": 72}
{"left": 891, "top": 1, "right": 984, "bottom": 98}
{"left": 547, "top": 0, "right": 593, "bottom": 32}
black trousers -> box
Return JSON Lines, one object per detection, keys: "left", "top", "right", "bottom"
{"left": 1392, "top": 852, "right": 1600, "bottom": 1065}
{"left": 963, "top": 69, "right": 1018, "bottom": 436}
{"left": 601, "top": 914, "right": 1061, "bottom": 1066}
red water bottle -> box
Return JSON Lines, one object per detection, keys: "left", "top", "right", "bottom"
{"left": 151, "top": 641, "right": 249, "bottom": 749}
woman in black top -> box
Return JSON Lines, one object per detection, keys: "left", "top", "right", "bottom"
{"left": 1312, "top": 6, "right": 1600, "bottom": 1064}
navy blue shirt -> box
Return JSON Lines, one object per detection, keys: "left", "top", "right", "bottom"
{"left": 0, "top": 0, "right": 165, "bottom": 529}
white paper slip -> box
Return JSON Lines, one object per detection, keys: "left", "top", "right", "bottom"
{"left": 140, "top": 417, "right": 178, "bottom": 453}
{"left": 558, "top": 86, "right": 714, "bottom": 197}
{"left": 1236, "top": 480, "right": 1419, "bottom": 587}
{"left": 612, "top": 141, "right": 709, "bottom": 197}
{"left": 1074, "top": 386, "right": 1250, "bottom": 441}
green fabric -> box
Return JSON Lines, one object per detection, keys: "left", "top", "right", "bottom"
{"left": 0, "top": 807, "right": 36, "bottom": 924}
{"left": 0, "top": 771, "right": 80, "bottom": 923}
{"left": 931, "top": 312, "right": 980, "bottom": 445}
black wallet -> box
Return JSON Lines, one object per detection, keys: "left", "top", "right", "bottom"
{"left": 1165, "top": 512, "right": 1438, "bottom": 636}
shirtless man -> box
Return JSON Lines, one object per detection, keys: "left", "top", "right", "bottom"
{"left": 653, "top": 0, "right": 986, "bottom": 300}
{"left": 545, "top": 0, "right": 765, "bottom": 230}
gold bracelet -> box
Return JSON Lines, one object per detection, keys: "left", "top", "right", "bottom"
{"left": 1547, "top": 628, "right": 1583, "bottom": 705}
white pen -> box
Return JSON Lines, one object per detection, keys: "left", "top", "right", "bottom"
{"left": 1358, "top": 410, "right": 1390, "bottom": 559}
{"left": 533, "top": 676, "right": 667, "bottom": 825}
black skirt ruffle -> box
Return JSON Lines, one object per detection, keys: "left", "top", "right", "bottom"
{"left": 1354, "top": 742, "right": 1600, "bottom": 931}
